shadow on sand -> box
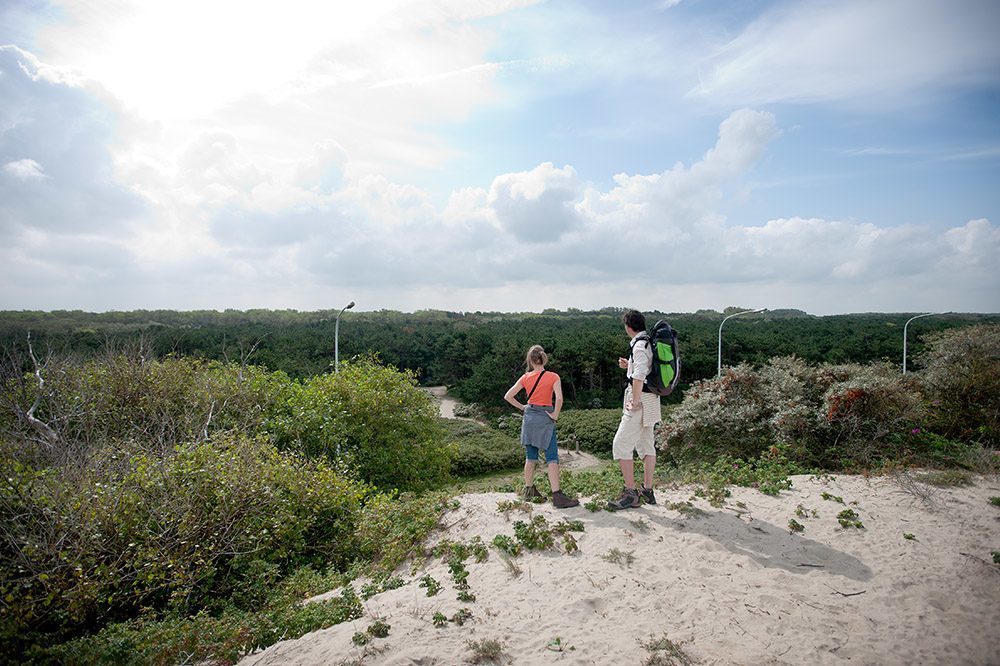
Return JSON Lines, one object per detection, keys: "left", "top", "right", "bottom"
{"left": 610, "top": 506, "right": 873, "bottom": 582}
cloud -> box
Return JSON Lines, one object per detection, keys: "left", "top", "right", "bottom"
{"left": 0, "top": 38, "right": 994, "bottom": 316}
{"left": 144, "top": 107, "right": 997, "bottom": 313}
{"left": 489, "top": 162, "right": 580, "bottom": 242}
{"left": 690, "top": 0, "right": 1000, "bottom": 107}
{"left": 2, "top": 158, "right": 46, "bottom": 179}
{"left": 0, "top": 45, "right": 146, "bottom": 236}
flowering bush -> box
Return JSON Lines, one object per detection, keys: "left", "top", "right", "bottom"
{"left": 659, "top": 357, "right": 925, "bottom": 468}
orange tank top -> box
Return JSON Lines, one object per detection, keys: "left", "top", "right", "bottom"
{"left": 519, "top": 370, "right": 559, "bottom": 406}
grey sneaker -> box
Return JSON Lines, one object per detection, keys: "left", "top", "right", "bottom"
{"left": 607, "top": 487, "right": 640, "bottom": 511}
{"left": 522, "top": 484, "right": 547, "bottom": 503}
{"left": 551, "top": 490, "right": 580, "bottom": 509}
{"left": 640, "top": 486, "right": 656, "bottom": 505}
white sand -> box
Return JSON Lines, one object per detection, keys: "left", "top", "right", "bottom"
{"left": 239, "top": 473, "right": 1000, "bottom": 665}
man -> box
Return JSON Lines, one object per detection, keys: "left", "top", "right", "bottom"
{"left": 608, "top": 309, "right": 659, "bottom": 510}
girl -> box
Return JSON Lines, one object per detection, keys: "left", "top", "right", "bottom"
{"left": 503, "top": 345, "right": 579, "bottom": 509}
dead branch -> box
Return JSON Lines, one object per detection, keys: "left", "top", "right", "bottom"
{"left": 824, "top": 583, "right": 866, "bottom": 597}
{"left": 22, "top": 333, "right": 61, "bottom": 448}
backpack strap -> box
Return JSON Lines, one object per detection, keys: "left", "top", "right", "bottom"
{"left": 627, "top": 332, "right": 650, "bottom": 361}
{"left": 627, "top": 333, "right": 650, "bottom": 383}
{"left": 525, "top": 370, "right": 547, "bottom": 402}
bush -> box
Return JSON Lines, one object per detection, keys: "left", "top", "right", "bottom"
{"left": 33, "top": 582, "right": 363, "bottom": 665}
{"left": 1, "top": 354, "right": 290, "bottom": 463}
{"left": 352, "top": 491, "right": 450, "bottom": 574}
{"left": 819, "top": 363, "right": 925, "bottom": 467}
{"left": 661, "top": 357, "right": 925, "bottom": 469}
{"left": 268, "top": 357, "right": 450, "bottom": 491}
{"left": 440, "top": 419, "right": 522, "bottom": 477}
{"left": 556, "top": 409, "right": 623, "bottom": 457}
{"left": 918, "top": 324, "right": 1000, "bottom": 445}
{"left": 0, "top": 434, "right": 367, "bottom": 653}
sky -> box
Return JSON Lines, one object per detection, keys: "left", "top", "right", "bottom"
{"left": 1, "top": 0, "right": 998, "bottom": 316}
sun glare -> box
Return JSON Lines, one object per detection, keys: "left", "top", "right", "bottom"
{"left": 35, "top": 0, "right": 404, "bottom": 119}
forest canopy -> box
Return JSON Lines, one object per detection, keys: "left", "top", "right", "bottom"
{"left": 2, "top": 308, "right": 995, "bottom": 411}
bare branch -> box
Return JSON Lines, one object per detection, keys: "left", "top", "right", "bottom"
{"left": 23, "top": 333, "right": 61, "bottom": 448}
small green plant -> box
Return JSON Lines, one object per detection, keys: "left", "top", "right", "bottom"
{"left": 497, "top": 498, "right": 532, "bottom": 513}
{"left": 451, "top": 608, "right": 473, "bottom": 626}
{"left": 821, "top": 492, "right": 844, "bottom": 504}
{"left": 988, "top": 497, "right": 1000, "bottom": 507}
{"left": 837, "top": 508, "right": 864, "bottom": 529}
{"left": 513, "top": 516, "right": 556, "bottom": 550}
{"left": 491, "top": 534, "right": 522, "bottom": 557}
{"left": 351, "top": 631, "right": 370, "bottom": 646}
{"left": 432, "top": 612, "right": 447, "bottom": 627}
{"left": 433, "top": 536, "right": 489, "bottom": 564}
{"left": 602, "top": 548, "right": 635, "bottom": 568}
{"left": 367, "top": 619, "right": 390, "bottom": 638}
{"left": 457, "top": 590, "right": 477, "bottom": 602}
{"left": 418, "top": 575, "right": 442, "bottom": 597}
{"left": 546, "top": 636, "right": 575, "bottom": 652}
{"left": 448, "top": 558, "right": 470, "bottom": 589}
{"left": 788, "top": 518, "right": 805, "bottom": 533}
{"left": 471, "top": 540, "right": 489, "bottom": 562}
{"left": 584, "top": 499, "right": 602, "bottom": 512}
{"left": 467, "top": 638, "right": 506, "bottom": 664}
{"left": 794, "top": 504, "right": 808, "bottom": 518}
{"left": 903, "top": 533, "right": 916, "bottom": 541}
{"left": 992, "top": 551, "right": 1000, "bottom": 565}
{"left": 359, "top": 574, "right": 405, "bottom": 600}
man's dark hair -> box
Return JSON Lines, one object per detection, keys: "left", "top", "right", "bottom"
{"left": 622, "top": 309, "right": 646, "bottom": 332}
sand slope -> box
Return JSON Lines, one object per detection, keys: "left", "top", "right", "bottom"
{"left": 239, "top": 474, "right": 1000, "bottom": 665}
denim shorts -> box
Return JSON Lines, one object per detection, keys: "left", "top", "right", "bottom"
{"left": 525, "top": 428, "right": 559, "bottom": 463}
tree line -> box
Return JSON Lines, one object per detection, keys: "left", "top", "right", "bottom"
{"left": 1, "top": 307, "right": 996, "bottom": 411}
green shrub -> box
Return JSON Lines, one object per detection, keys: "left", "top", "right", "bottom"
{"left": 351, "top": 491, "right": 449, "bottom": 574}
{"left": 2, "top": 354, "right": 290, "bottom": 459}
{"left": 918, "top": 324, "right": 1000, "bottom": 445}
{"left": 556, "top": 409, "right": 622, "bottom": 457}
{"left": 268, "top": 357, "right": 450, "bottom": 491}
{"left": 680, "top": 454, "right": 807, "bottom": 503}
{"left": 440, "top": 419, "right": 522, "bottom": 477}
{"left": 0, "top": 434, "right": 366, "bottom": 652}
{"left": 33, "top": 583, "right": 363, "bottom": 665}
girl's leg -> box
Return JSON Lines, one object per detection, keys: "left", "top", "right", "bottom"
{"left": 547, "top": 462, "right": 561, "bottom": 492}
{"left": 524, "top": 459, "right": 536, "bottom": 487}
{"left": 546, "top": 427, "right": 560, "bottom": 491}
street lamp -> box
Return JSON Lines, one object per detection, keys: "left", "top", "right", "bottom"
{"left": 718, "top": 308, "right": 766, "bottom": 376}
{"left": 335, "top": 301, "right": 355, "bottom": 372}
{"left": 903, "top": 312, "right": 939, "bottom": 374}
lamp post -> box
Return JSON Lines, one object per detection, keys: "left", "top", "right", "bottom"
{"left": 903, "top": 312, "right": 938, "bottom": 374}
{"left": 335, "top": 301, "right": 355, "bottom": 372}
{"left": 718, "top": 308, "right": 766, "bottom": 376}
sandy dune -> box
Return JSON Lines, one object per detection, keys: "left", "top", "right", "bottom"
{"left": 240, "top": 473, "right": 1000, "bottom": 665}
